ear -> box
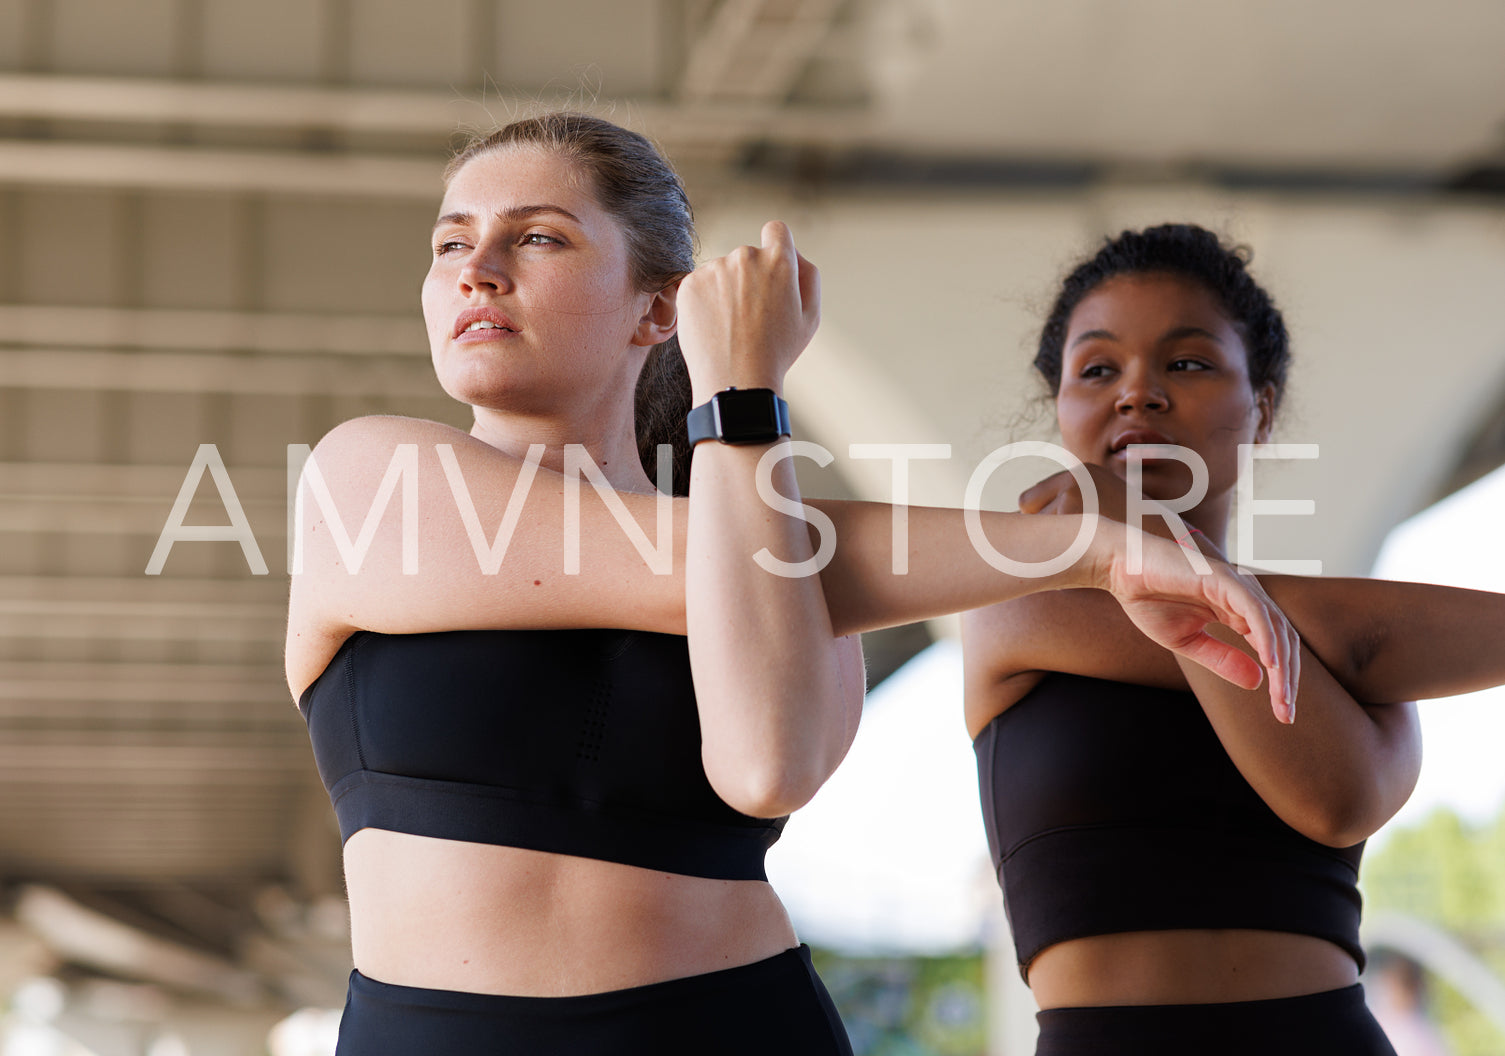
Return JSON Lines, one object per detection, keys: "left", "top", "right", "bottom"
{"left": 1252, "top": 383, "right": 1276, "bottom": 444}
{"left": 630, "top": 279, "right": 679, "bottom": 348}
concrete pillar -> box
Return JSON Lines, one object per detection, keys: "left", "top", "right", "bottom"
{"left": 983, "top": 903, "right": 1038, "bottom": 1056}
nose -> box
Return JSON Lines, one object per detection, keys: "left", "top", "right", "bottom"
{"left": 1116, "top": 366, "right": 1168, "bottom": 414}
{"left": 458, "top": 242, "right": 514, "bottom": 296}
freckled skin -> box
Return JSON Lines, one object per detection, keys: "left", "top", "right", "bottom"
{"left": 422, "top": 147, "right": 651, "bottom": 430}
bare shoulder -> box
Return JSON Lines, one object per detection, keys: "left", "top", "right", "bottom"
{"left": 960, "top": 590, "right": 1095, "bottom": 736}
{"left": 308, "top": 414, "right": 477, "bottom": 468}
{"left": 960, "top": 589, "right": 1186, "bottom": 737}
{"left": 285, "top": 415, "right": 515, "bottom": 701}
{"left": 285, "top": 414, "right": 690, "bottom": 702}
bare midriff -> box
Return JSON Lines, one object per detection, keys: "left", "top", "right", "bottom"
{"left": 343, "top": 828, "right": 798, "bottom": 996}
{"left": 1027, "top": 929, "right": 1359, "bottom": 1008}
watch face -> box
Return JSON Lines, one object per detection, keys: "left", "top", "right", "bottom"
{"left": 713, "top": 389, "right": 783, "bottom": 444}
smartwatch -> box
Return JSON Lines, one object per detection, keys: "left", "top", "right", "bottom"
{"left": 686, "top": 387, "right": 791, "bottom": 447}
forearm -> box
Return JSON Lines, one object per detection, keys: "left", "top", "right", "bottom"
{"left": 1257, "top": 575, "right": 1505, "bottom": 703}
{"left": 1174, "top": 625, "right": 1420, "bottom": 847}
{"left": 1070, "top": 476, "right": 1505, "bottom": 703}
{"left": 813, "top": 500, "right": 1102, "bottom": 634}
{"left": 687, "top": 446, "right": 858, "bottom": 818}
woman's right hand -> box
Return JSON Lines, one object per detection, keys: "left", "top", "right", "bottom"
{"left": 675, "top": 220, "right": 819, "bottom": 399}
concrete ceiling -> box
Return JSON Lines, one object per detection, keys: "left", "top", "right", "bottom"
{"left": 869, "top": 0, "right": 1505, "bottom": 172}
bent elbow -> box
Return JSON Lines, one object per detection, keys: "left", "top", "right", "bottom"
{"left": 1287, "top": 795, "right": 1382, "bottom": 850}
{"left": 705, "top": 760, "right": 828, "bottom": 819}
{"left": 1304, "top": 819, "right": 1372, "bottom": 851}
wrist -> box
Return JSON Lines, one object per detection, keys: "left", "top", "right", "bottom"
{"left": 688, "top": 370, "right": 783, "bottom": 404}
{"left": 1075, "top": 514, "right": 1119, "bottom": 592}
{"left": 687, "top": 387, "right": 791, "bottom": 449}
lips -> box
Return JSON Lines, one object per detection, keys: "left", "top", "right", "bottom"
{"left": 453, "top": 306, "right": 519, "bottom": 339}
{"left": 1107, "top": 433, "right": 1185, "bottom": 466}
{"left": 1110, "top": 429, "right": 1176, "bottom": 456}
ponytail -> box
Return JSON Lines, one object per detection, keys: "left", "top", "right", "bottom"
{"left": 633, "top": 335, "right": 693, "bottom": 495}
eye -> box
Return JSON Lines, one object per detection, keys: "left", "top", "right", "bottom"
{"left": 1078, "top": 363, "right": 1114, "bottom": 380}
{"left": 1168, "top": 358, "right": 1211, "bottom": 372}
{"left": 521, "top": 232, "right": 564, "bottom": 246}
{"left": 434, "top": 239, "right": 469, "bottom": 256}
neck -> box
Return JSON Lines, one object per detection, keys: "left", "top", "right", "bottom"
{"left": 469, "top": 402, "right": 654, "bottom": 494}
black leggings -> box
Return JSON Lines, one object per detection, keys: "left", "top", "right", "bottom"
{"left": 1034, "top": 984, "right": 1396, "bottom": 1056}
{"left": 335, "top": 945, "right": 853, "bottom": 1055}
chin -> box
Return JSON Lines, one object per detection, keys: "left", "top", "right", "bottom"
{"left": 438, "top": 375, "right": 528, "bottom": 413}
{"left": 1131, "top": 466, "right": 1200, "bottom": 503}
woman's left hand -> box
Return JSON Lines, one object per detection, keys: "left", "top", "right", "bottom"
{"left": 676, "top": 220, "right": 820, "bottom": 399}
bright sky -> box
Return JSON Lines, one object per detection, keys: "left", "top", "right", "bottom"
{"left": 1370, "top": 463, "right": 1505, "bottom": 840}
{"left": 767, "top": 463, "right": 1505, "bottom": 951}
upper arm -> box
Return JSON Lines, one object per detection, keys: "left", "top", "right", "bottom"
{"left": 1358, "top": 697, "right": 1423, "bottom": 830}
{"left": 1170, "top": 618, "right": 1424, "bottom": 847}
{"left": 834, "top": 632, "right": 867, "bottom": 759}
{"left": 1258, "top": 573, "right": 1505, "bottom": 704}
{"left": 286, "top": 416, "right": 689, "bottom": 694}
{"left": 961, "top": 589, "right": 1187, "bottom": 737}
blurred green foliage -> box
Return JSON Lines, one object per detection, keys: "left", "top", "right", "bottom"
{"left": 1364, "top": 804, "right": 1505, "bottom": 1056}
{"left": 809, "top": 948, "right": 986, "bottom": 1056}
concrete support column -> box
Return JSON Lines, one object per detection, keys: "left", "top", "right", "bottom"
{"left": 983, "top": 904, "right": 1038, "bottom": 1056}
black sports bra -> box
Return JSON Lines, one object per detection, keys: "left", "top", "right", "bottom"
{"left": 298, "top": 628, "right": 784, "bottom": 881}
{"left": 974, "top": 672, "right": 1365, "bottom": 978}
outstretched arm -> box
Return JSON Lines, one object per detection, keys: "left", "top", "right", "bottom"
{"left": 1019, "top": 461, "right": 1505, "bottom": 704}
{"left": 285, "top": 430, "right": 1291, "bottom": 703}
{"left": 993, "top": 464, "right": 1505, "bottom": 845}
{"left": 1259, "top": 574, "right": 1505, "bottom": 704}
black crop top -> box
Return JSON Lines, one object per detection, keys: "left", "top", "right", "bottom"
{"left": 298, "top": 628, "right": 784, "bottom": 882}
{"left": 974, "top": 672, "right": 1365, "bottom": 979}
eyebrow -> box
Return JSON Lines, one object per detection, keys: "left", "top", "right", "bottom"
{"left": 1161, "top": 325, "right": 1223, "bottom": 344}
{"left": 432, "top": 204, "right": 583, "bottom": 231}
{"left": 1070, "top": 328, "right": 1116, "bottom": 348}
{"left": 1069, "top": 325, "right": 1224, "bottom": 348}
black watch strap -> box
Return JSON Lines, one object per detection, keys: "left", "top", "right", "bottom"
{"left": 686, "top": 387, "right": 791, "bottom": 446}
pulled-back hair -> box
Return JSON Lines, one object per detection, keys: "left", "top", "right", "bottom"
{"left": 446, "top": 112, "right": 696, "bottom": 494}
{"left": 1036, "top": 223, "right": 1290, "bottom": 411}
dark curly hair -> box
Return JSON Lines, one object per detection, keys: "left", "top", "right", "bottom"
{"left": 1035, "top": 223, "right": 1290, "bottom": 412}
{"left": 447, "top": 112, "right": 696, "bottom": 494}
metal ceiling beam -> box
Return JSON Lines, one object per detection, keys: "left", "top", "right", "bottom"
{"left": 0, "top": 138, "right": 444, "bottom": 197}
{"left": 0, "top": 305, "right": 426, "bottom": 356}
{"left": 0, "top": 613, "right": 285, "bottom": 645}
{"left": 0, "top": 499, "right": 285, "bottom": 536}
{"left": 680, "top": 0, "right": 847, "bottom": 103}
{"left": 0, "top": 662, "right": 285, "bottom": 706}
{"left": 0, "top": 346, "right": 438, "bottom": 395}
{"left": 0, "top": 574, "right": 283, "bottom": 601}
{"left": 0, "top": 468, "right": 290, "bottom": 500}
{"left": 0, "top": 73, "right": 487, "bottom": 134}
{"left": 0, "top": 72, "right": 871, "bottom": 145}
{"left": 14, "top": 886, "right": 267, "bottom": 1003}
